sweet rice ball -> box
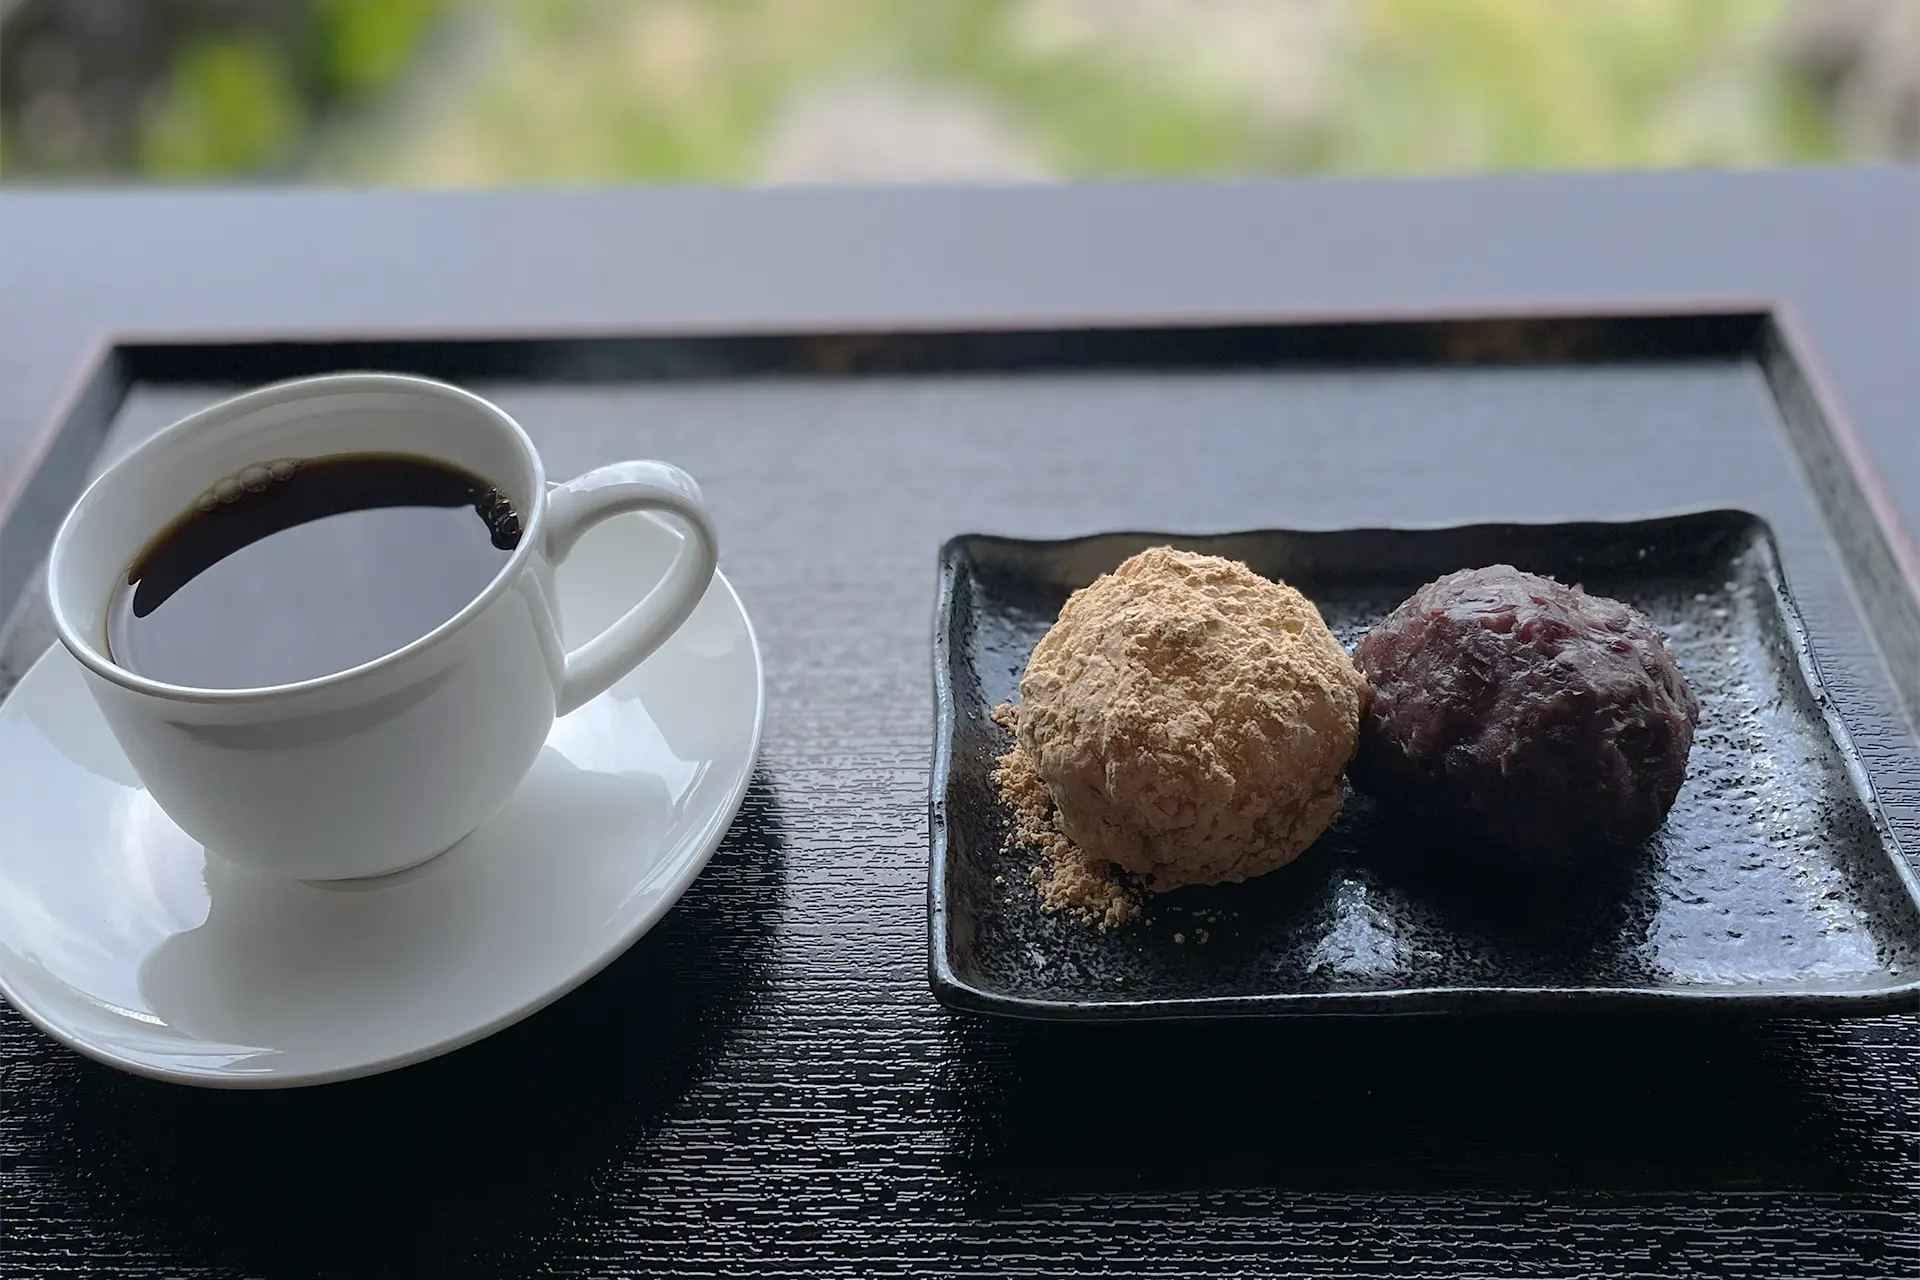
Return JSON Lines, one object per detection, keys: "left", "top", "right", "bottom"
{"left": 1014, "top": 547, "right": 1367, "bottom": 889}
{"left": 1351, "top": 565, "right": 1699, "bottom": 863}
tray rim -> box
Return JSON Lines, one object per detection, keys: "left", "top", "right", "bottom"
{"left": 927, "top": 509, "right": 1920, "bottom": 1022}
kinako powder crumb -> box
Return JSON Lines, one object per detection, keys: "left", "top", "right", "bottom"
{"left": 992, "top": 546, "right": 1367, "bottom": 929}
{"left": 992, "top": 702, "right": 1142, "bottom": 930}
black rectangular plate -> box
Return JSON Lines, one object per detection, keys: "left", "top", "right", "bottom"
{"left": 932, "top": 510, "right": 1920, "bottom": 1019}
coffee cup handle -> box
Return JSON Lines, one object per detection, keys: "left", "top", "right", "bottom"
{"left": 543, "top": 461, "right": 719, "bottom": 717}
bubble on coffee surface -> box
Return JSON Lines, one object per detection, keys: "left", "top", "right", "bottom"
{"left": 474, "top": 486, "right": 521, "bottom": 550}
{"left": 195, "top": 458, "right": 301, "bottom": 512}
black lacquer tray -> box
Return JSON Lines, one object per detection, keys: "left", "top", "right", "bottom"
{"left": 4, "top": 306, "right": 1920, "bottom": 1277}
{"left": 932, "top": 511, "right": 1920, "bottom": 1019}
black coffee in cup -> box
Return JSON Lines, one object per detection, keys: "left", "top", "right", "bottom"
{"left": 106, "top": 453, "right": 522, "bottom": 690}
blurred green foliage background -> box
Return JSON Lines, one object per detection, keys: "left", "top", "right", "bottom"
{"left": 2, "top": 0, "right": 1913, "bottom": 185}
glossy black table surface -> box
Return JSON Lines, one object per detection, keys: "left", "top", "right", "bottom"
{"left": 2, "top": 172, "right": 1919, "bottom": 1278}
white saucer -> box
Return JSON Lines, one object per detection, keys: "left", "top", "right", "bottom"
{"left": 0, "top": 510, "right": 763, "bottom": 1088}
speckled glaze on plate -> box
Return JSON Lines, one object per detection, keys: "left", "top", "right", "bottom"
{"left": 929, "top": 510, "right": 1920, "bottom": 1020}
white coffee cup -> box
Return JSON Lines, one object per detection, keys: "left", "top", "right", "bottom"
{"left": 46, "top": 373, "right": 719, "bottom": 880}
